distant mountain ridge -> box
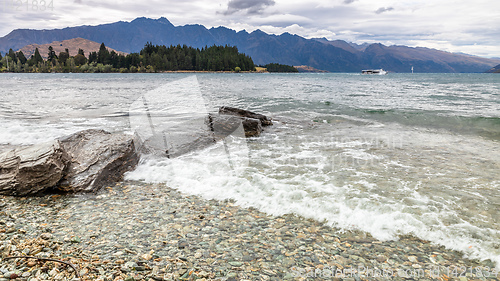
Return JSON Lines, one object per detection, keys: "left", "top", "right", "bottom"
{"left": 1, "top": 17, "right": 499, "bottom": 73}
{"left": 486, "top": 64, "right": 500, "bottom": 73}
{"left": 18, "top": 38, "right": 126, "bottom": 59}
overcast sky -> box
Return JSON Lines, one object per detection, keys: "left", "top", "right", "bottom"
{"left": 1, "top": 0, "right": 499, "bottom": 58}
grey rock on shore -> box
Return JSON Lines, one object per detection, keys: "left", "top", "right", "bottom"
{"left": 0, "top": 130, "right": 139, "bottom": 196}
{"left": 0, "top": 140, "right": 68, "bottom": 196}
{"left": 57, "top": 129, "right": 139, "bottom": 193}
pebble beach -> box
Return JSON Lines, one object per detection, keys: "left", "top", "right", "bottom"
{"left": 0, "top": 181, "right": 498, "bottom": 281}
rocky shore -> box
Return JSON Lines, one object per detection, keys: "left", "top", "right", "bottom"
{"left": 0, "top": 107, "right": 272, "bottom": 197}
{"left": 1, "top": 181, "right": 498, "bottom": 281}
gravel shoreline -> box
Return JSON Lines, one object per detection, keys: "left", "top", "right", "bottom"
{"left": 1, "top": 181, "right": 498, "bottom": 281}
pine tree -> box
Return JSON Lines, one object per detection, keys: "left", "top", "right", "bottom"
{"left": 33, "top": 48, "right": 44, "bottom": 65}
{"left": 8, "top": 49, "right": 18, "bottom": 63}
{"left": 48, "top": 46, "right": 57, "bottom": 65}
{"left": 97, "top": 43, "right": 110, "bottom": 64}
{"left": 88, "top": 52, "right": 98, "bottom": 63}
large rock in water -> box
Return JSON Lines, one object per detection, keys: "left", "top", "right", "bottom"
{"left": 134, "top": 108, "right": 273, "bottom": 157}
{"left": 57, "top": 129, "right": 139, "bottom": 193}
{"left": 0, "top": 141, "right": 69, "bottom": 196}
{"left": 218, "top": 106, "right": 272, "bottom": 137}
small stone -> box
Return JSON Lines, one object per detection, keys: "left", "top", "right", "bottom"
{"left": 198, "top": 271, "right": 209, "bottom": 278}
{"left": 27, "top": 261, "right": 37, "bottom": 267}
{"left": 40, "top": 233, "right": 52, "bottom": 240}
{"left": 262, "top": 269, "right": 276, "bottom": 276}
{"left": 49, "top": 268, "right": 59, "bottom": 276}
{"left": 408, "top": 256, "right": 418, "bottom": 263}
{"left": 120, "top": 267, "right": 131, "bottom": 273}
{"left": 180, "top": 270, "right": 190, "bottom": 279}
{"left": 178, "top": 240, "right": 189, "bottom": 249}
{"left": 70, "top": 236, "right": 81, "bottom": 243}
{"left": 124, "top": 276, "right": 135, "bottom": 281}
{"left": 229, "top": 261, "right": 243, "bottom": 267}
{"left": 282, "top": 258, "right": 295, "bottom": 267}
{"left": 141, "top": 253, "right": 152, "bottom": 261}
{"left": 79, "top": 268, "right": 89, "bottom": 276}
{"left": 376, "top": 255, "right": 387, "bottom": 263}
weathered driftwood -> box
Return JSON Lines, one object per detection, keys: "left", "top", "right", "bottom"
{"left": 57, "top": 129, "right": 139, "bottom": 193}
{"left": 0, "top": 140, "right": 69, "bottom": 196}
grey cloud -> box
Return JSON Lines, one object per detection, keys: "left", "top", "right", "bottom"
{"left": 222, "top": 0, "right": 275, "bottom": 15}
{"left": 13, "top": 13, "right": 59, "bottom": 22}
{"left": 343, "top": 0, "right": 356, "bottom": 4}
{"left": 375, "top": 7, "right": 394, "bottom": 14}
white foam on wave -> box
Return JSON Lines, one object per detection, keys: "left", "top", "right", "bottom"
{"left": 126, "top": 131, "right": 500, "bottom": 269}
{"left": 0, "top": 117, "right": 124, "bottom": 146}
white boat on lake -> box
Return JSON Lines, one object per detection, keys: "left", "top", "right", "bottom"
{"left": 361, "top": 69, "right": 387, "bottom": 75}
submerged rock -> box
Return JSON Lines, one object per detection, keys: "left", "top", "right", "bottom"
{"left": 218, "top": 106, "right": 272, "bottom": 137}
{"left": 219, "top": 106, "right": 273, "bottom": 126}
{"left": 240, "top": 118, "right": 263, "bottom": 138}
{"left": 57, "top": 129, "right": 139, "bottom": 193}
{"left": 135, "top": 107, "right": 273, "bottom": 156}
{"left": 0, "top": 140, "right": 69, "bottom": 196}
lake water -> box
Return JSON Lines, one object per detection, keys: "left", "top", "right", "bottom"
{"left": 0, "top": 73, "right": 499, "bottom": 267}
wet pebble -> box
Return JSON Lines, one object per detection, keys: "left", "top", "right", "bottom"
{"left": 0, "top": 181, "right": 498, "bottom": 280}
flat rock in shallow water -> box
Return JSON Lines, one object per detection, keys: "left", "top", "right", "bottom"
{"left": 219, "top": 106, "right": 273, "bottom": 126}
{"left": 135, "top": 109, "right": 272, "bottom": 156}
{"left": 57, "top": 129, "right": 139, "bottom": 193}
{"left": 0, "top": 140, "right": 68, "bottom": 196}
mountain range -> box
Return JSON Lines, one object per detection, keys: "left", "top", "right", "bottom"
{"left": 1, "top": 17, "right": 499, "bottom": 73}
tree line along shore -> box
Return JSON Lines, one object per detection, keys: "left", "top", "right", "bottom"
{"left": 0, "top": 42, "right": 298, "bottom": 73}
